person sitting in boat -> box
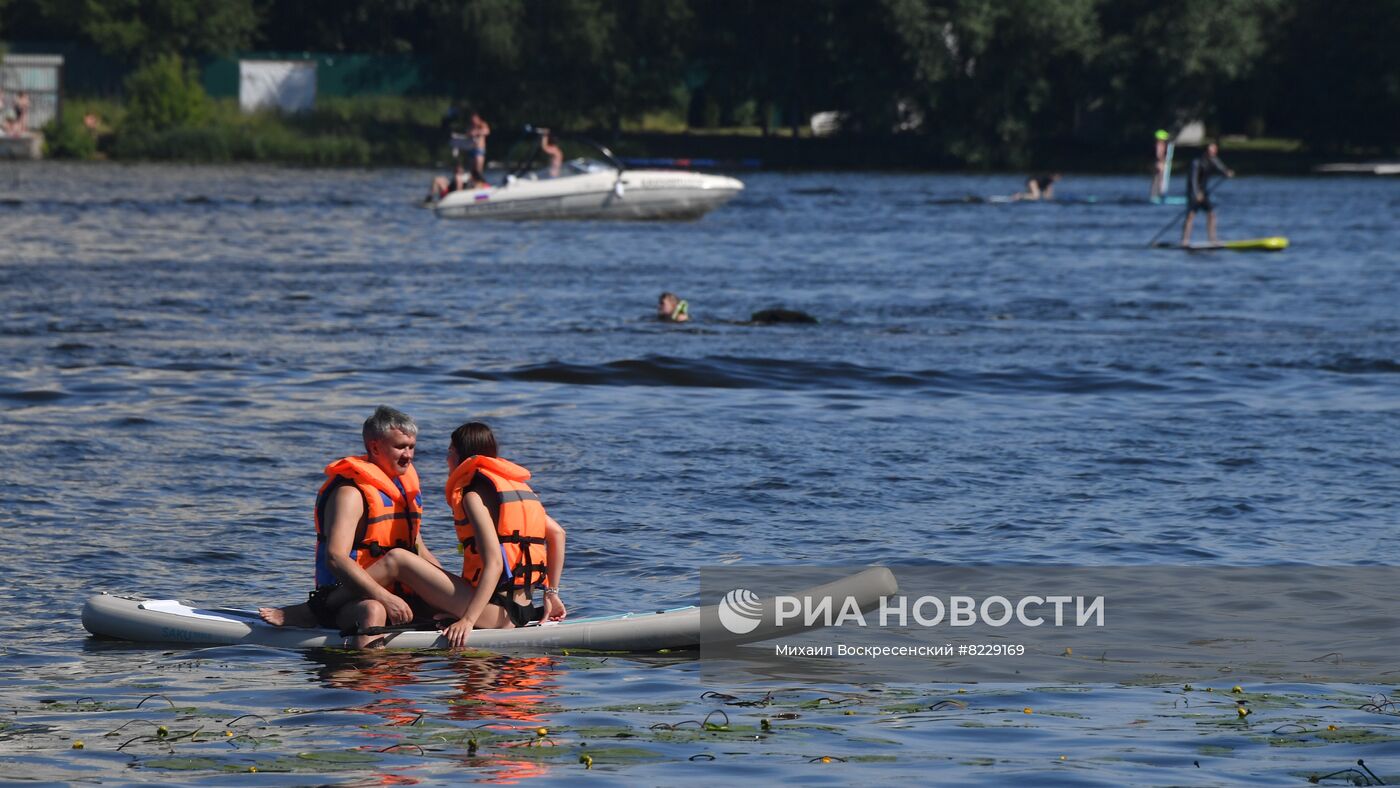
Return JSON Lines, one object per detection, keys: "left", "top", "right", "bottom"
{"left": 274, "top": 421, "right": 569, "bottom": 648}
{"left": 259, "top": 406, "right": 449, "bottom": 648}
{"left": 1013, "top": 172, "right": 1060, "bottom": 201}
{"left": 658, "top": 292, "right": 689, "bottom": 322}
{"left": 429, "top": 162, "right": 471, "bottom": 202}
{"left": 538, "top": 129, "right": 564, "bottom": 178}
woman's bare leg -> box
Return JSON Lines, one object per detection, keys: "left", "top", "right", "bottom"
{"left": 377, "top": 549, "right": 513, "bottom": 628}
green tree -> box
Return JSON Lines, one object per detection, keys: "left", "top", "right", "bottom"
{"left": 1092, "top": 0, "right": 1281, "bottom": 141}
{"left": 687, "top": 0, "right": 779, "bottom": 131}
{"left": 881, "top": 0, "right": 1099, "bottom": 163}
{"left": 122, "top": 52, "right": 208, "bottom": 132}
{"left": 80, "top": 0, "right": 257, "bottom": 63}
{"left": 1262, "top": 0, "right": 1400, "bottom": 152}
{"left": 425, "top": 0, "right": 525, "bottom": 116}
{"left": 594, "top": 0, "right": 692, "bottom": 133}
{"left": 423, "top": 0, "right": 693, "bottom": 135}
{"left": 43, "top": 105, "right": 99, "bottom": 158}
{"left": 523, "top": 0, "right": 691, "bottom": 133}
{"left": 256, "top": 0, "right": 435, "bottom": 53}
{"left": 689, "top": 0, "right": 846, "bottom": 135}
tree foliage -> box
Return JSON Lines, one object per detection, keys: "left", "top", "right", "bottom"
{"left": 122, "top": 53, "right": 208, "bottom": 132}
{"left": 1261, "top": 0, "right": 1400, "bottom": 151}
{"left": 80, "top": 0, "right": 257, "bottom": 63}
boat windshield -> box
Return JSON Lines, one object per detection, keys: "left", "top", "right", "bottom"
{"left": 510, "top": 157, "right": 616, "bottom": 182}
{"left": 502, "top": 129, "right": 624, "bottom": 185}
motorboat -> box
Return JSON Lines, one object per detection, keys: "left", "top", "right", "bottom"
{"left": 433, "top": 131, "right": 744, "bottom": 221}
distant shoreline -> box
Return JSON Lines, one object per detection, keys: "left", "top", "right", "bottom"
{"left": 39, "top": 130, "right": 1384, "bottom": 175}
{"left": 36, "top": 100, "right": 1391, "bottom": 174}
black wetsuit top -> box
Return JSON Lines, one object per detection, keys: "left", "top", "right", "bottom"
{"left": 1187, "top": 155, "right": 1229, "bottom": 208}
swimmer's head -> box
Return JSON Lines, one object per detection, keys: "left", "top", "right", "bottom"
{"left": 658, "top": 292, "right": 689, "bottom": 322}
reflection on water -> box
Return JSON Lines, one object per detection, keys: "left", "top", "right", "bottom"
{"left": 302, "top": 650, "right": 564, "bottom": 782}
{"left": 305, "top": 650, "right": 563, "bottom": 726}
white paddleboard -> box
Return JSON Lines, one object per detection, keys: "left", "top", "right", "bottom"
{"left": 82, "top": 567, "right": 898, "bottom": 651}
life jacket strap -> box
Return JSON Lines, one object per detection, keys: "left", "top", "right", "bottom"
{"left": 366, "top": 511, "right": 421, "bottom": 525}
{"left": 460, "top": 534, "right": 545, "bottom": 548}
{"left": 497, "top": 489, "right": 540, "bottom": 504}
{"left": 355, "top": 539, "right": 417, "bottom": 559}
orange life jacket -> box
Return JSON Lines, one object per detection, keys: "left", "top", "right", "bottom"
{"left": 446, "top": 455, "right": 549, "bottom": 591}
{"left": 314, "top": 455, "right": 423, "bottom": 589}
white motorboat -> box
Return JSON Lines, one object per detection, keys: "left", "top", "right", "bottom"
{"left": 433, "top": 133, "right": 743, "bottom": 221}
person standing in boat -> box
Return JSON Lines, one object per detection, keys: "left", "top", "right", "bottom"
{"left": 466, "top": 111, "right": 491, "bottom": 186}
{"left": 1181, "top": 141, "right": 1235, "bottom": 246}
{"left": 259, "top": 406, "right": 449, "bottom": 648}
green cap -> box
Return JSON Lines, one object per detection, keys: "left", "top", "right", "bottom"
{"left": 1155, "top": 129, "right": 1170, "bottom": 141}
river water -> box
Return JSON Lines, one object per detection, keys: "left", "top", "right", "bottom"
{"left": 1, "top": 162, "right": 1397, "bottom": 783}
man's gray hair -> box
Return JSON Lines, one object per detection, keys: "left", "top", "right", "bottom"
{"left": 363, "top": 405, "right": 418, "bottom": 445}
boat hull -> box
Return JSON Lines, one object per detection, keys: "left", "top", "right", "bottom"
{"left": 435, "top": 170, "right": 743, "bottom": 221}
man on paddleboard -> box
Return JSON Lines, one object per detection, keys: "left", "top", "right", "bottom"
{"left": 1181, "top": 141, "right": 1235, "bottom": 246}
{"left": 259, "top": 406, "right": 450, "bottom": 647}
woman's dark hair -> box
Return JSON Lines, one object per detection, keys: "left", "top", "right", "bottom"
{"left": 451, "top": 421, "right": 497, "bottom": 461}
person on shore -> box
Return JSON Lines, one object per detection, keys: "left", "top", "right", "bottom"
{"left": 294, "top": 421, "right": 569, "bottom": 649}
{"left": 658, "top": 292, "right": 689, "bottom": 322}
{"left": 259, "top": 406, "right": 447, "bottom": 648}
{"left": 539, "top": 129, "right": 564, "bottom": 178}
{"left": 1181, "top": 141, "right": 1235, "bottom": 246}
{"left": 1014, "top": 172, "right": 1060, "bottom": 201}
{"left": 467, "top": 111, "right": 491, "bottom": 185}
{"left": 3, "top": 91, "right": 30, "bottom": 136}
{"left": 429, "top": 162, "right": 470, "bottom": 202}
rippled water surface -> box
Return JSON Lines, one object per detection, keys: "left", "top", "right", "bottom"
{"left": 1, "top": 162, "right": 1398, "bottom": 783}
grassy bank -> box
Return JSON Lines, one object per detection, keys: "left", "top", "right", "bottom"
{"left": 44, "top": 96, "right": 1374, "bottom": 174}
{"left": 48, "top": 97, "right": 446, "bottom": 166}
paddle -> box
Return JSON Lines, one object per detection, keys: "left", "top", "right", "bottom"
{"left": 1146, "top": 175, "right": 1229, "bottom": 247}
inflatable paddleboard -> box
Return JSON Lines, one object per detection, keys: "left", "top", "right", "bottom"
{"left": 1154, "top": 236, "right": 1289, "bottom": 252}
{"left": 984, "top": 195, "right": 1099, "bottom": 205}
{"left": 81, "top": 567, "right": 898, "bottom": 651}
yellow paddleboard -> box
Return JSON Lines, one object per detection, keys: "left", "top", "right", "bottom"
{"left": 1221, "top": 236, "right": 1289, "bottom": 251}
{"left": 1156, "top": 237, "right": 1289, "bottom": 252}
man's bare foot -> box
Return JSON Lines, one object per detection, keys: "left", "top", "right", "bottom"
{"left": 258, "top": 602, "right": 318, "bottom": 628}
